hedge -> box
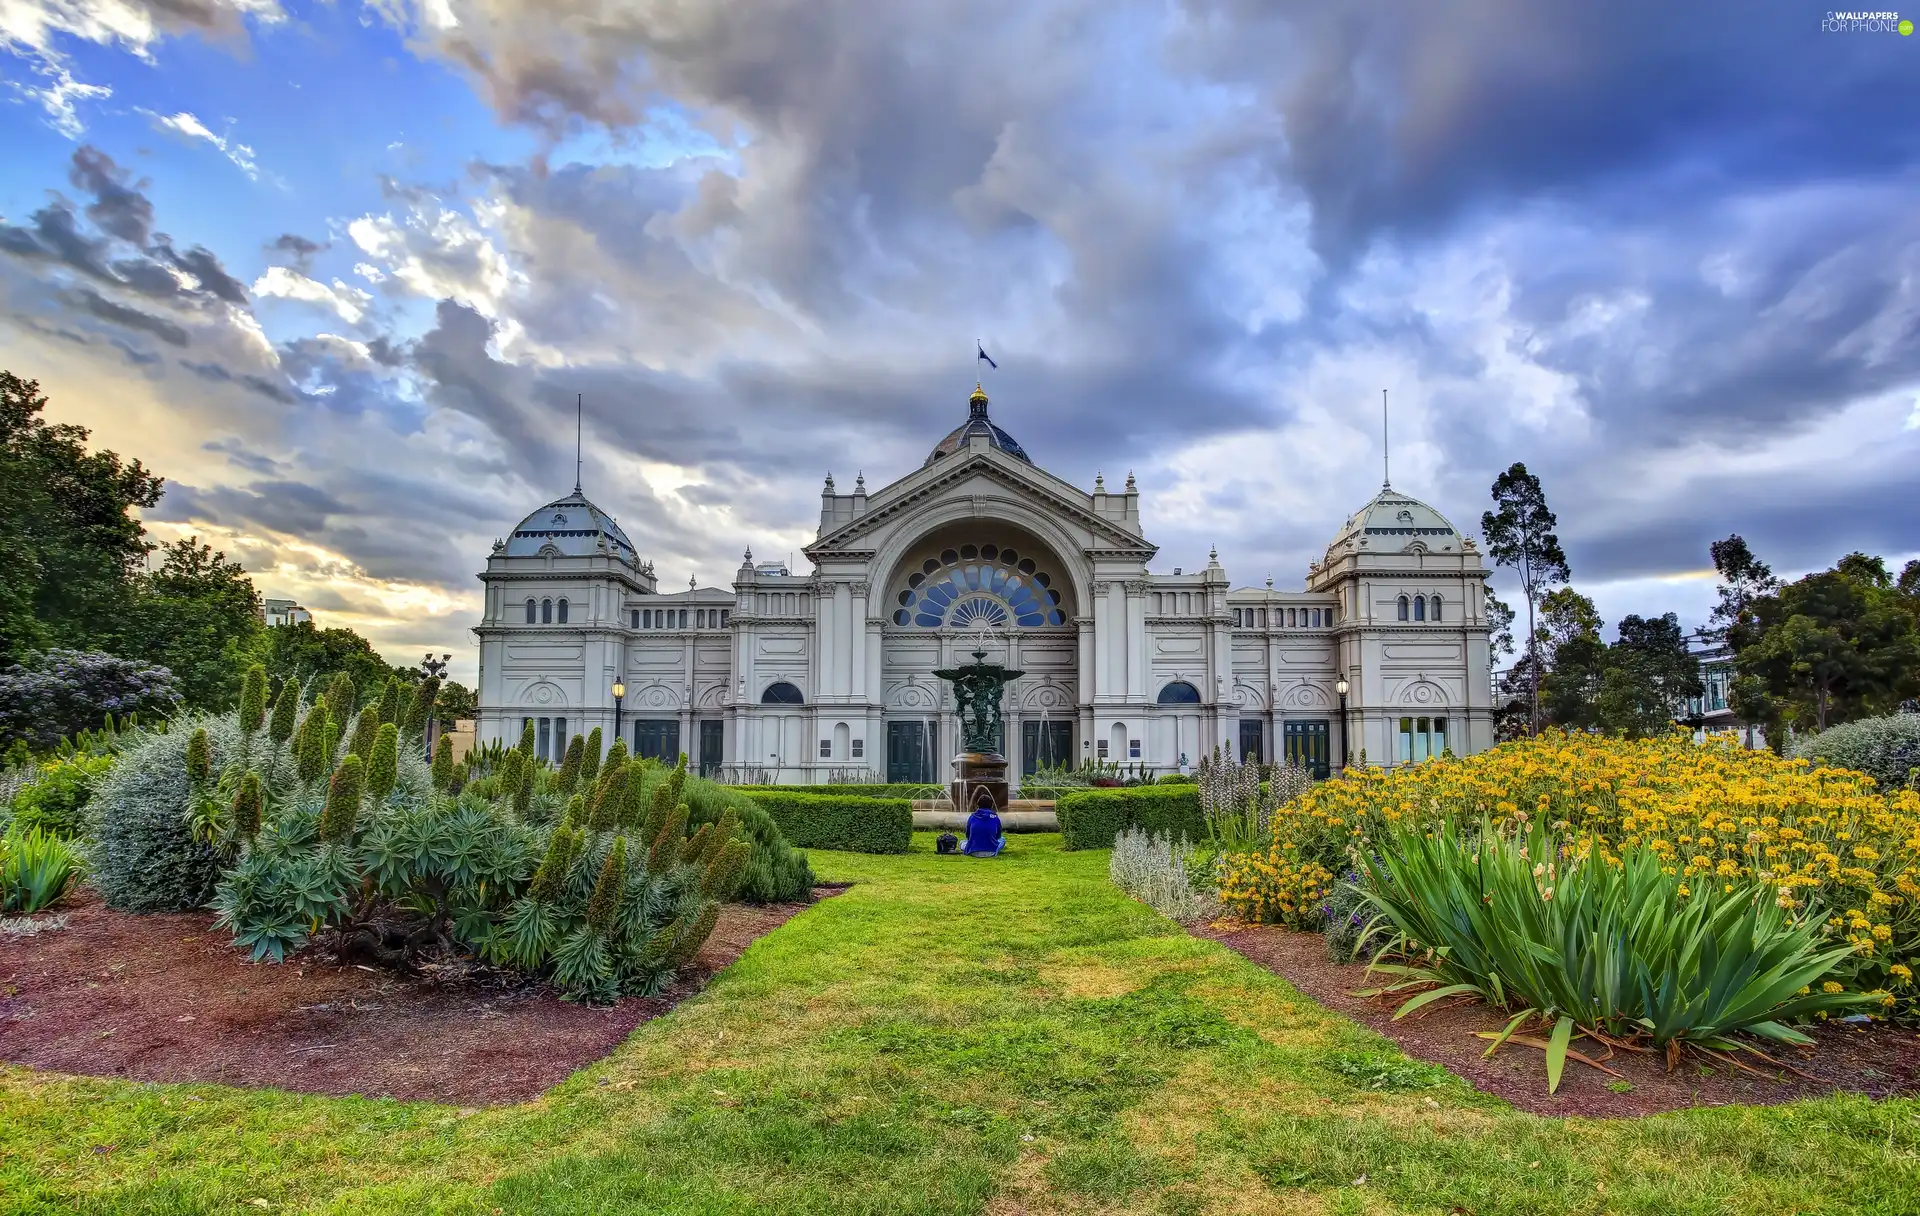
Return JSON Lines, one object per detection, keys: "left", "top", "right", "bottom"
{"left": 743, "top": 791, "right": 913, "bottom": 854}
{"left": 735, "top": 783, "right": 941, "bottom": 800}
{"left": 1056, "top": 786, "right": 1204, "bottom": 851}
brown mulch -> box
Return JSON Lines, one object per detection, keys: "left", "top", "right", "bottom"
{"left": 0, "top": 888, "right": 838, "bottom": 1106}
{"left": 1202, "top": 923, "right": 1920, "bottom": 1118}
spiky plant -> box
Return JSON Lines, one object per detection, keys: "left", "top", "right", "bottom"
{"left": 580, "top": 727, "right": 604, "bottom": 781}
{"left": 239, "top": 664, "right": 268, "bottom": 734}
{"left": 604, "top": 738, "right": 628, "bottom": 771}
{"left": 185, "top": 727, "right": 212, "bottom": 787}
{"left": 585, "top": 837, "right": 628, "bottom": 932}
{"left": 647, "top": 803, "right": 689, "bottom": 872}
{"left": 377, "top": 677, "right": 403, "bottom": 726}
{"left": 319, "top": 714, "right": 342, "bottom": 773}
{"left": 432, "top": 735, "right": 454, "bottom": 790}
{"left": 404, "top": 676, "right": 440, "bottom": 738}
{"left": 365, "top": 723, "right": 399, "bottom": 807}
{"left": 268, "top": 679, "right": 299, "bottom": 744}
{"left": 322, "top": 672, "right": 357, "bottom": 724}
{"left": 517, "top": 718, "right": 536, "bottom": 758}
{"left": 318, "top": 756, "right": 364, "bottom": 844}
{"left": 293, "top": 709, "right": 328, "bottom": 783}
{"left": 231, "top": 770, "right": 263, "bottom": 840}
{"left": 556, "top": 735, "right": 584, "bottom": 794}
{"left": 348, "top": 708, "right": 380, "bottom": 760}
{"left": 667, "top": 901, "right": 721, "bottom": 968}
{"left": 447, "top": 761, "right": 468, "bottom": 796}
{"left": 680, "top": 822, "right": 714, "bottom": 870}
{"left": 618, "top": 764, "right": 649, "bottom": 830}
{"left": 701, "top": 838, "right": 751, "bottom": 898}
{"left": 527, "top": 826, "right": 580, "bottom": 904}
{"left": 513, "top": 753, "right": 534, "bottom": 817}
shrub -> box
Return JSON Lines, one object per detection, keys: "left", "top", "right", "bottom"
{"left": 89, "top": 711, "right": 304, "bottom": 912}
{"left": 1220, "top": 730, "right": 1920, "bottom": 1018}
{"left": 1156, "top": 773, "right": 1197, "bottom": 785}
{"left": 2, "top": 825, "right": 83, "bottom": 914}
{"left": 732, "top": 782, "right": 941, "bottom": 801}
{"left": 656, "top": 771, "right": 814, "bottom": 902}
{"left": 1110, "top": 827, "right": 1219, "bottom": 924}
{"left": 1057, "top": 786, "right": 1203, "bottom": 850}
{"left": 7, "top": 752, "right": 114, "bottom": 838}
{"left": 742, "top": 790, "right": 912, "bottom": 854}
{"left": 0, "top": 649, "right": 180, "bottom": 752}
{"left": 1791, "top": 715, "right": 1920, "bottom": 792}
{"left": 1357, "top": 816, "right": 1868, "bottom": 1091}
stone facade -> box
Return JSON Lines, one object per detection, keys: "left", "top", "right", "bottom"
{"left": 473, "top": 384, "right": 1495, "bottom": 784}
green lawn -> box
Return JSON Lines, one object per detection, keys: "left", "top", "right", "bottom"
{"left": 4, "top": 834, "right": 1917, "bottom": 1215}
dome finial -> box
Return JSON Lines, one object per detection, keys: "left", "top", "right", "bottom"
{"left": 969, "top": 381, "right": 989, "bottom": 417}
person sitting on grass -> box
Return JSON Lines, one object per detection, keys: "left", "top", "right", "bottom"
{"left": 962, "top": 789, "right": 1006, "bottom": 857}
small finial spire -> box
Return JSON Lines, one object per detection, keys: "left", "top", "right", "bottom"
{"left": 824, "top": 471, "right": 835, "bottom": 492}
{"left": 855, "top": 471, "right": 865, "bottom": 491}
{"left": 1265, "top": 575, "right": 1273, "bottom": 590}
{"left": 1381, "top": 388, "right": 1391, "bottom": 488}
{"left": 1209, "top": 544, "right": 1219, "bottom": 563}
{"left": 1125, "top": 470, "right": 1136, "bottom": 492}
{"left": 744, "top": 546, "right": 753, "bottom": 563}
{"left": 574, "top": 393, "right": 584, "bottom": 493}
{"left": 690, "top": 573, "right": 697, "bottom": 591}
{"left": 1094, "top": 471, "right": 1105, "bottom": 491}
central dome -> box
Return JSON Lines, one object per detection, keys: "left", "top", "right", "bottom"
{"left": 924, "top": 383, "right": 1031, "bottom": 467}
{"left": 503, "top": 488, "right": 638, "bottom": 561}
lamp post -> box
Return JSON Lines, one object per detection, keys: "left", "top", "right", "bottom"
{"left": 420, "top": 653, "right": 451, "bottom": 759}
{"left": 1335, "top": 675, "right": 1351, "bottom": 771}
{"left": 612, "top": 680, "right": 626, "bottom": 750}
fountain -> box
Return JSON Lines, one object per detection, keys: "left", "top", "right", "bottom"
{"left": 933, "top": 620, "right": 1023, "bottom": 814}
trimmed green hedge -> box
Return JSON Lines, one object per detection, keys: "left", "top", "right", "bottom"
{"left": 1056, "top": 786, "right": 1204, "bottom": 850}
{"left": 743, "top": 791, "right": 913, "bottom": 854}
{"left": 735, "top": 783, "right": 941, "bottom": 800}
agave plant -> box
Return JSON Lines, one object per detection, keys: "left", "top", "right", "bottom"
{"left": 1355, "top": 816, "right": 1870, "bottom": 1091}
{"left": 1, "top": 825, "right": 82, "bottom": 915}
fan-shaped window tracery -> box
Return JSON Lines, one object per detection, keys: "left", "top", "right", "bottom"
{"left": 890, "top": 543, "right": 1067, "bottom": 628}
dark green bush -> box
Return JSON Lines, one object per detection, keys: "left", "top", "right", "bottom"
{"left": 647, "top": 771, "right": 814, "bottom": 901}
{"left": 742, "top": 790, "right": 912, "bottom": 854}
{"left": 1790, "top": 715, "right": 1920, "bottom": 791}
{"left": 1057, "top": 786, "right": 1203, "bottom": 850}
{"left": 733, "top": 782, "right": 940, "bottom": 800}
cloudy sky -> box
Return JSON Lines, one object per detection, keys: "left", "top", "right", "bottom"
{"left": 3, "top": 1, "right": 1917, "bottom": 683}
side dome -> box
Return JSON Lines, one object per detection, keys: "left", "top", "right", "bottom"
{"left": 1323, "top": 485, "right": 1462, "bottom": 559}
{"left": 925, "top": 383, "right": 1031, "bottom": 467}
{"left": 504, "top": 488, "right": 638, "bottom": 560}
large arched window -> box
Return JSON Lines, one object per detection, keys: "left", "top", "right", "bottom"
{"left": 1156, "top": 680, "right": 1202, "bottom": 704}
{"left": 541, "top": 598, "right": 553, "bottom": 624}
{"left": 761, "top": 681, "right": 804, "bottom": 704}
{"left": 891, "top": 542, "right": 1067, "bottom": 628}
{"left": 557, "top": 598, "right": 569, "bottom": 624}
{"left": 1396, "top": 595, "right": 1409, "bottom": 621}
{"left": 524, "top": 598, "right": 536, "bottom": 625}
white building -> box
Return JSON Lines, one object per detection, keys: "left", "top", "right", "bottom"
{"left": 262, "top": 598, "right": 313, "bottom": 627}
{"left": 472, "top": 383, "right": 1495, "bottom": 785}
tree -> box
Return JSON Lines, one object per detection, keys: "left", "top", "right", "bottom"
{"left": 1708, "top": 534, "right": 1778, "bottom": 652}
{"left": 435, "top": 680, "right": 477, "bottom": 727}
{"left": 0, "top": 371, "right": 164, "bottom": 661}
{"left": 1482, "top": 463, "right": 1570, "bottom": 735}
{"left": 248, "top": 619, "right": 410, "bottom": 705}
{"left": 116, "top": 537, "right": 263, "bottom": 710}
{"left": 1485, "top": 591, "right": 1516, "bottom": 671}
{"left": 1537, "top": 589, "right": 1606, "bottom": 732}
{"left": 0, "top": 649, "right": 180, "bottom": 751}
{"left": 1739, "top": 553, "right": 1920, "bottom": 733}
{"left": 1596, "top": 613, "right": 1702, "bottom": 739}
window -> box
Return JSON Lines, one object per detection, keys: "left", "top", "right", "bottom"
{"left": 643, "top": 609, "right": 652, "bottom": 628}
{"left": 634, "top": 719, "right": 679, "bottom": 763}
{"left": 1259, "top": 607, "right": 1267, "bottom": 626}
{"left": 1097, "top": 738, "right": 1110, "bottom": 759}
{"left": 761, "top": 681, "right": 804, "bottom": 704}
{"left": 1430, "top": 595, "right": 1442, "bottom": 622}
{"left": 851, "top": 738, "right": 864, "bottom": 759}
{"left": 819, "top": 739, "right": 832, "bottom": 758}
{"left": 541, "top": 598, "right": 553, "bottom": 624}
{"left": 1397, "top": 717, "right": 1448, "bottom": 763}
{"left": 631, "top": 609, "right": 640, "bottom": 628}
{"left": 1287, "top": 607, "right": 1297, "bottom": 627}
{"left": 1232, "top": 608, "right": 1241, "bottom": 626}
{"left": 1311, "top": 608, "right": 1321, "bottom": 627}
{"left": 1128, "top": 738, "right": 1141, "bottom": 759}
{"left": 1239, "top": 719, "right": 1264, "bottom": 764}
{"left": 557, "top": 598, "right": 569, "bottom": 624}
{"left": 554, "top": 717, "right": 566, "bottom": 757}
{"left": 1283, "top": 720, "right": 1330, "bottom": 779}
{"left": 524, "top": 598, "right": 536, "bottom": 624}
{"left": 697, "top": 610, "right": 706, "bottom": 628}
{"left": 719, "top": 609, "right": 729, "bottom": 627}
{"left": 1156, "top": 680, "right": 1202, "bottom": 704}
{"left": 680, "top": 609, "right": 688, "bottom": 628}
{"left": 536, "top": 717, "right": 551, "bottom": 763}
{"left": 1397, "top": 595, "right": 1409, "bottom": 621}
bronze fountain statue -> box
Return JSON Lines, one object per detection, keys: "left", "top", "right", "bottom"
{"left": 933, "top": 620, "right": 1023, "bottom": 813}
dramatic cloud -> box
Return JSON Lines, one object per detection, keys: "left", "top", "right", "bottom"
{"left": 141, "top": 109, "right": 263, "bottom": 180}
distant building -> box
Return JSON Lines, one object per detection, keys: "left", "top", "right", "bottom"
{"left": 262, "top": 598, "right": 313, "bottom": 628}
{"left": 1680, "top": 629, "right": 1768, "bottom": 749}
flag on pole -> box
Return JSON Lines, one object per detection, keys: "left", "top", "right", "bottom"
{"left": 976, "top": 340, "right": 997, "bottom": 370}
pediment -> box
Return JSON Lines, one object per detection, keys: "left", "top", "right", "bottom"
{"left": 807, "top": 449, "right": 1152, "bottom": 557}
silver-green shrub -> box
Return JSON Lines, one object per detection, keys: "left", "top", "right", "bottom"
{"left": 1110, "top": 827, "right": 1220, "bottom": 924}
{"left": 88, "top": 712, "right": 302, "bottom": 911}
{"left": 1790, "top": 714, "right": 1920, "bottom": 791}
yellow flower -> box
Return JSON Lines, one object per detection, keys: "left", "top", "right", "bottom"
{"left": 1823, "top": 981, "right": 1845, "bottom": 994}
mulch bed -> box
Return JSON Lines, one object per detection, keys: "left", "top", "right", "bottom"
{"left": 1202, "top": 923, "right": 1920, "bottom": 1118}
{"left": 0, "top": 888, "right": 838, "bottom": 1106}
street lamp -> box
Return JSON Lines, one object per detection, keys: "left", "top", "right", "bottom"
{"left": 611, "top": 680, "right": 626, "bottom": 748}
{"left": 1335, "top": 675, "right": 1350, "bottom": 771}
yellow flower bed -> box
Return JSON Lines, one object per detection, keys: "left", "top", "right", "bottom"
{"left": 1218, "top": 730, "right": 1920, "bottom": 1015}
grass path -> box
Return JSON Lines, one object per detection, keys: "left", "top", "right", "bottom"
{"left": 4, "top": 834, "right": 1918, "bottom": 1214}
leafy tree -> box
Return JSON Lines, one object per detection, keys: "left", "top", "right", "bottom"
{"left": 1482, "top": 463, "right": 1570, "bottom": 735}
{"left": 248, "top": 619, "right": 409, "bottom": 706}
{"left": 0, "top": 372, "right": 164, "bottom": 661}
{"left": 1595, "top": 613, "right": 1703, "bottom": 739}
{"left": 435, "top": 680, "right": 477, "bottom": 727}
{"left": 115, "top": 538, "right": 263, "bottom": 710}
{"left": 1537, "top": 589, "right": 1606, "bottom": 732}
{"left": 1708, "top": 534, "right": 1778, "bottom": 652}
{"left": 1485, "top": 591, "right": 1516, "bottom": 671}
{"left": 1739, "top": 553, "right": 1920, "bottom": 733}
{"left": 0, "top": 649, "right": 180, "bottom": 751}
